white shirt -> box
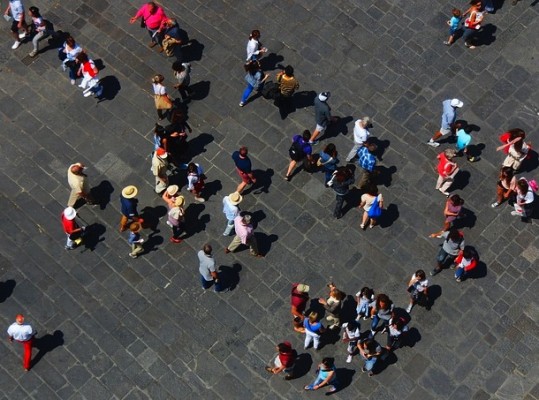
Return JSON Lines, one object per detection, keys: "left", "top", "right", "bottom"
{"left": 341, "top": 322, "right": 361, "bottom": 340}
{"left": 246, "top": 38, "right": 260, "bottom": 61}
{"left": 9, "top": 0, "right": 24, "bottom": 21}
{"left": 411, "top": 274, "right": 428, "bottom": 292}
{"left": 153, "top": 83, "right": 166, "bottom": 95}
{"left": 7, "top": 322, "right": 34, "bottom": 341}
{"left": 186, "top": 164, "right": 204, "bottom": 190}
{"left": 222, "top": 196, "right": 240, "bottom": 220}
{"left": 353, "top": 120, "right": 370, "bottom": 145}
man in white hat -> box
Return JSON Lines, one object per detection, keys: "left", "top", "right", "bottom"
{"left": 120, "top": 185, "right": 141, "bottom": 232}
{"left": 151, "top": 148, "right": 169, "bottom": 193}
{"left": 427, "top": 98, "right": 464, "bottom": 147}
{"left": 222, "top": 192, "right": 243, "bottom": 236}
{"left": 61, "top": 207, "right": 85, "bottom": 250}
{"left": 309, "top": 92, "right": 333, "bottom": 145}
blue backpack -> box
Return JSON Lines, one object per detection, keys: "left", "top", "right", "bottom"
{"left": 368, "top": 195, "right": 382, "bottom": 218}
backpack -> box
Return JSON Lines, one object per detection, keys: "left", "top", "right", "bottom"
{"left": 527, "top": 179, "right": 538, "bottom": 192}
{"left": 288, "top": 140, "right": 305, "bottom": 161}
{"left": 367, "top": 195, "right": 382, "bottom": 218}
{"left": 261, "top": 81, "right": 279, "bottom": 99}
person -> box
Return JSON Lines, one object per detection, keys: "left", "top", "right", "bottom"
{"left": 427, "top": 99, "right": 464, "bottom": 147}
{"left": 5, "top": 0, "right": 28, "bottom": 50}
{"left": 500, "top": 137, "right": 529, "bottom": 172}
{"left": 309, "top": 92, "right": 333, "bottom": 145}
{"left": 453, "top": 247, "right": 478, "bottom": 282}
{"left": 185, "top": 162, "right": 205, "bottom": 202}
{"left": 275, "top": 65, "right": 299, "bottom": 119}
{"left": 355, "top": 287, "right": 375, "bottom": 321}
{"left": 120, "top": 185, "right": 142, "bottom": 232}
{"left": 285, "top": 130, "right": 313, "bottom": 181}
{"left": 304, "top": 358, "right": 338, "bottom": 393}
{"left": 167, "top": 196, "right": 185, "bottom": 243}
{"left": 435, "top": 148, "right": 459, "bottom": 196}
{"left": 59, "top": 36, "right": 83, "bottom": 85}
{"left": 406, "top": 270, "right": 429, "bottom": 313}
{"left": 444, "top": 8, "right": 462, "bottom": 46}
{"left": 511, "top": 178, "right": 535, "bottom": 223}
{"left": 239, "top": 60, "right": 268, "bottom": 107}
{"left": 152, "top": 124, "right": 168, "bottom": 153}
{"left": 385, "top": 313, "right": 409, "bottom": 351}
{"left": 303, "top": 312, "right": 325, "bottom": 350}
{"left": 27, "top": 6, "right": 53, "bottom": 57}
{"left": 61, "top": 207, "right": 85, "bottom": 250}
{"left": 199, "top": 244, "right": 224, "bottom": 292}
{"left": 430, "top": 228, "right": 465, "bottom": 276}
{"left": 152, "top": 74, "right": 173, "bottom": 120}
{"left": 164, "top": 109, "right": 191, "bottom": 164}
{"left": 318, "top": 143, "right": 339, "bottom": 185}
{"left": 291, "top": 283, "right": 310, "bottom": 333}
{"left": 462, "top": 0, "right": 484, "bottom": 49}
{"left": 7, "top": 314, "right": 35, "bottom": 371}
{"left": 225, "top": 214, "right": 262, "bottom": 257}
{"left": 370, "top": 293, "right": 394, "bottom": 336}
{"left": 319, "top": 283, "right": 345, "bottom": 330}
{"left": 161, "top": 18, "right": 183, "bottom": 57}
{"left": 492, "top": 167, "right": 517, "bottom": 208}
{"left": 245, "top": 29, "right": 267, "bottom": 62}
{"left": 330, "top": 165, "right": 355, "bottom": 219}
{"left": 498, "top": 129, "right": 526, "bottom": 154}
{"left": 129, "top": 1, "right": 168, "bottom": 49}
{"left": 265, "top": 342, "right": 296, "bottom": 380}
{"left": 232, "top": 146, "right": 256, "bottom": 194}
{"left": 429, "top": 194, "right": 464, "bottom": 238}
{"left": 358, "top": 184, "right": 383, "bottom": 229}
{"left": 151, "top": 147, "right": 169, "bottom": 193}
{"left": 67, "top": 162, "right": 95, "bottom": 207}
{"left": 75, "top": 52, "right": 103, "bottom": 98}
{"left": 356, "top": 143, "right": 378, "bottom": 190}
{"left": 162, "top": 184, "right": 179, "bottom": 208}
{"left": 455, "top": 125, "right": 477, "bottom": 162}
{"left": 128, "top": 222, "right": 144, "bottom": 258}
{"left": 357, "top": 338, "right": 382, "bottom": 377}
{"left": 345, "top": 117, "right": 372, "bottom": 162}
{"left": 172, "top": 61, "right": 192, "bottom": 101}
{"left": 222, "top": 192, "right": 242, "bottom": 236}
{"left": 341, "top": 320, "right": 361, "bottom": 363}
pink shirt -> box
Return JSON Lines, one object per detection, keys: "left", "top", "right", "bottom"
{"left": 135, "top": 4, "right": 167, "bottom": 30}
{"left": 233, "top": 216, "right": 253, "bottom": 244}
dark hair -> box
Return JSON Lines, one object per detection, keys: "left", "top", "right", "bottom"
{"left": 172, "top": 61, "right": 185, "bottom": 72}
{"left": 365, "top": 184, "right": 379, "bottom": 196}
{"left": 452, "top": 8, "right": 461, "bottom": 17}
{"left": 29, "top": 6, "right": 41, "bottom": 17}
{"left": 447, "top": 228, "right": 461, "bottom": 241}
{"left": 449, "top": 194, "right": 464, "bottom": 206}
{"left": 277, "top": 342, "right": 291, "bottom": 353}
{"left": 321, "top": 358, "right": 334, "bottom": 369}
{"left": 65, "top": 36, "right": 76, "bottom": 47}
{"left": 415, "top": 270, "right": 426, "bottom": 280}
{"left": 187, "top": 162, "right": 198, "bottom": 174}
{"left": 203, "top": 244, "right": 212, "bottom": 255}
{"left": 360, "top": 287, "right": 374, "bottom": 299}
{"left": 367, "top": 143, "right": 378, "bottom": 153}
{"left": 239, "top": 146, "right": 248, "bottom": 156}
{"left": 323, "top": 143, "right": 337, "bottom": 157}
{"left": 462, "top": 247, "right": 475, "bottom": 260}
{"left": 507, "top": 128, "right": 525, "bottom": 141}
{"left": 331, "top": 288, "right": 346, "bottom": 301}
{"left": 154, "top": 124, "right": 166, "bottom": 136}
{"left": 302, "top": 130, "right": 311, "bottom": 141}
{"left": 284, "top": 65, "right": 294, "bottom": 76}
{"left": 76, "top": 52, "right": 89, "bottom": 63}
{"left": 513, "top": 138, "right": 525, "bottom": 152}
{"left": 376, "top": 293, "right": 392, "bottom": 309}
{"left": 363, "top": 338, "right": 378, "bottom": 353}
{"left": 249, "top": 29, "right": 261, "bottom": 40}
{"left": 500, "top": 166, "right": 514, "bottom": 180}
{"left": 244, "top": 60, "right": 261, "bottom": 75}
{"left": 147, "top": 1, "right": 157, "bottom": 9}
{"left": 517, "top": 179, "right": 529, "bottom": 193}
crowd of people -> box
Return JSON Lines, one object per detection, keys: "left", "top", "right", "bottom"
{"left": 4, "top": 0, "right": 536, "bottom": 395}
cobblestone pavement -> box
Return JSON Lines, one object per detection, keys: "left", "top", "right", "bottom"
{"left": 1, "top": 0, "right": 538, "bottom": 399}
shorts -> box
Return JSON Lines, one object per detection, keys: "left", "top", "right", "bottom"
{"left": 10, "top": 19, "right": 23, "bottom": 33}
{"left": 448, "top": 27, "right": 459, "bottom": 35}
{"left": 236, "top": 168, "right": 253, "bottom": 184}
{"left": 439, "top": 127, "right": 451, "bottom": 136}
{"left": 315, "top": 124, "right": 327, "bottom": 133}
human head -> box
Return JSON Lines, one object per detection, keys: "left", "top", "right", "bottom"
{"left": 415, "top": 269, "right": 426, "bottom": 280}
{"left": 75, "top": 52, "right": 89, "bottom": 64}
{"left": 122, "top": 185, "right": 138, "bottom": 199}
{"left": 500, "top": 166, "right": 514, "bottom": 180}
{"left": 449, "top": 194, "right": 464, "bottom": 206}
{"left": 318, "top": 92, "right": 330, "bottom": 102}
{"left": 507, "top": 128, "right": 525, "bottom": 141}
{"left": 447, "top": 228, "right": 461, "bottom": 241}
{"left": 301, "top": 130, "right": 311, "bottom": 141}
{"left": 517, "top": 178, "right": 529, "bottom": 194}
{"left": 16, "top": 314, "right": 25, "bottom": 324}
{"left": 166, "top": 185, "right": 179, "bottom": 196}
{"left": 308, "top": 312, "right": 318, "bottom": 323}
{"left": 361, "top": 117, "right": 372, "bottom": 129}
{"left": 147, "top": 1, "right": 157, "bottom": 13}
{"left": 187, "top": 162, "right": 197, "bottom": 174}
{"left": 469, "top": 0, "right": 481, "bottom": 6}
{"left": 323, "top": 143, "right": 337, "bottom": 156}
{"left": 152, "top": 74, "right": 164, "bottom": 84}
{"left": 249, "top": 29, "right": 261, "bottom": 40}
{"left": 228, "top": 192, "right": 243, "bottom": 205}
{"left": 296, "top": 283, "right": 309, "bottom": 293}
{"left": 65, "top": 36, "right": 76, "bottom": 47}
{"left": 63, "top": 207, "right": 77, "bottom": 220}
{"left": 284, "top": 65, "right": 294, "bottom": 76}
{"left": 165, "top": 18, "right": 177, "bottom": 27}
{"left": 129, "top": 222, "right": 142, "bottom": 233}
{"left": 245, "top": 61, "right": 260, "bottom": 74}
{"left": 360, "top": 287, "right": 373, "bottom": 298}
{"left": 365, "top": 184, "right": 379, "bottom": 196}
{"left": 28, "top": 6, "right": 41, "bottom": 17}
{"left": 172, "top": 61, "right": 185, "bottom": 73}
{"left": 462, "top": 246, "right": 474, "bottom": 260}
{"left": 367, "top": 143, "right": 378, "bottom": 154}
{"left": 450, "top": 98, "right": 464, "bottom": 108}
{"left": 154, "top": 124, "right": 166, "bottom": 137}
{"left": 452, "top": 8, "right": 461, "bottom": 17}
{"left": 241, "top": 214, "right": 252, "bottom": 225}
{"left": 321, "top": 358, "right": 334, "bottom": 369}
{"left": 203, "top": 244, "right": 212, "bottom": 255}
{"left": 376, "top": 293, "right": 392, "bottom": 309}
{"left": 277, "top": 342, "right": 292, "bottom": 353}
{"left": 363, "top": 338, "right": 377, "bottom": 352}
{"left": 174, "top": 195, "right": 185, "bottom": 207}
{"left": 331, "top": 288, "right": 346, "bottom": 301}
{"left": 239, "top": 146, "right": 248, "bottom": 157}
{"left": 70, "top": 163, "right": 85, "bottom": 175}
{"left": 444, "top": 148, "right": 457, "bottom": 160}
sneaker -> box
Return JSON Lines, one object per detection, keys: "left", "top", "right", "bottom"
{"left": 70, "top": 79, "right": 76, "bottom": 85}
{"left": 284, "top": 175, "right": 290, "bottom": 181}
{"left": 427, "top": 141, "right": 440, "bottom": 147}
{"left": 194, "top": 197, "right": 205, "bottom": 203}
{"left": 439, "top": 189, "right": 450, "bottom": 196}
{"left": 129, "top": 253, "right": 137, "bottom": 259}
{"left": 239, "top": 102, "right": 245, "bottom": 107}
{"left": 443, "top": 41, "right": 451, "bottom": 46}
{"left": 83, "top": 91, "right": 93, "bottom": 97}
{"left": 511, "top": 211, "right": 522, "bottom": 216}
{"left": 491, "top": 202, "right": 499, "bottom": 208}
{"left": 265, "top": 366, "right": 273, "bottom": 373}
{"left": 224, "top": 248, "right": 231, "bottom": 254}
{"left": 284, "top": 374, "right": 294, "bottom": 381}
{"left": 455, "top": 277, "right": 462, "bottom": 282}
{"left": 346, "top": 355, "right": 353, "bottom": 363}
{"left": 65, "top": 245, "right": 75, "bottom": 251}
{"left": 11, "top": 41, "right": 21, "bottom": 50}
{"left": 467, "top": 156, "right": 477, "bottom": 162}
{"left": 360, "top": 224, "right": 365, "bottom": 230}
{"left": 170, "top": 237, "right": 183, "bottom": 243}
{"left": 78, "top": 84, "right": 85, "bottom": 88}
{"left": 406, "top": 304, "right": 413, "bottom": 313}
{"left": 308, "top": 140, "right": 319, "bottom": 145}
{"left": 166, "top": 221, "right": 173, "bottom": 228}
{"left": 29, "top": 50, "right": 37, "bottom": 57}
{"left": 327, "top": 385, "right": 337, "bottom": 393}
{"left": 430, "top": 268, "right": 441, "bottom": 276}
{"left": 19, "top": 32, "right": 27, "bottom": 39}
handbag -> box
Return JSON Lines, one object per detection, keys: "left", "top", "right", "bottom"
{"left": 140, "top": 18, "right": 146, "bottom": 28}
{"left": 154, "top": 94, "right": 173, "bottom": 110}
{"left": 367, "top": 195, "right": 382, "bottom": 218}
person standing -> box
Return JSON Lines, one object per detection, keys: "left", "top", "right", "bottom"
{"left": 151, "top": 147, "right": 169, "bottom": 194}
{"left": 129, "top": 1, "right": 168, "bottom": 49}
{"left": 167, "top": 196, "right": 185, "bottom": 243}
{"left": 511, "top": 178, "right": 535, "bottom": 223}
{"left": 222, "top": 192, "right": 243, "bottom": 236}
{"left": 61, "top": 207, "right": 85, "bottom": 250}
{"left": 291, "top": 283, "right": 310, "bottom": 333}
{"left": 198, "top": 244, "right": 224, "bottom": 292}
{"left": 330, "top": 165, "right": 355, "bottom": 219}
{"left": 285, "top": 130, "right": 313, "bottom": 181}
{"left": 185, "top": 162, "right": 205, "bottom": 202}
{"left": 491, "top": 167, "right": 517, "bottom": 208}
{"left": 358, "top": 338, "right": 382, "bottom": 377}
{"left": 406, "top": 270, "right": 429, "bottom": 313}
{"left": 128, "top": 222, "right": 144, "bottom": 258}
{"left": 265, "top": 342, "right": 296, "bottom": 380}
{"left": 245, "top": 29, "right": 267, "bottom": 62}
{"left": 67, "top": 162, "right": 94, "bottom": 207}
{"left": 76, "top": 52, "right": 103, "bottom": 98}
{"left": 172, "top": 61, "right": 192, "bottom": 101}
{"left": 275, "top": 65, "right": 299, "bottom": 119}
{"left": 356, "top": 144, "right": 378, "bottom": 190}
{"left": 309, "top": 92, "right": 333, "bottom": 145}
{"left": 318, "top": 143, "right": 339, "bottom": 186}
{"left": 232, "top": 146, "right": 256, "bottom": 194}
{"left": 429, "top": 194, "right": 464, "bottom": 238}
{"left": 27, "top": 6, "right": 53, "bottom": 57}
{"left": 59, "top": 36, "right": 83, "bottom": 85}
{"left": 162, "top": 184, "right": 179, "bottom": 208}
{"left": 341, "top": 320, "right": 361, "bottom": 363}
{"left": 7, "top": 314, "right": 35, "bottom": 371}
{"left": 152, "top": 74, "right": 173, "bottom": 120}
{"left": 427, "top": 99, "right": 464, "bottom": 147}
{"left": 225, "top": 215, "right": 263, "bottom": 257}
{"left": 369, "top": 293, "right": 394, "bottom": 336}
{"left": 453, "top": 247, "right": 479, "bottom": 282}
{"left": 5, "top": 0, "right": 27, "bottom": 50}
{"left": 435, "top": 149, "right": 459, "bottom": 196}
{"left": 358, "top": 184, "right": 383, "bottom": 229}
{"left": 319, "top": 284, "right": 345, "bottom": 330}
{"left": 430, "top": 228, "right": 465, "bottom": 276}
{"left": 120, "top": 185, "right": 141, "bottom": 232}
{"left": 345, "top": 117, "right": 372, "bottom": 162}
{"left": 303, "top": 312, "right": 325, "bottom": 350}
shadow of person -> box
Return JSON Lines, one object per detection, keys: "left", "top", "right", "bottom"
{"left": 468, "top": 261, "right": 488, "bottom": 280}
{"left": 187, "top": 132, "right": 214, "bottom": 159}
{"left": 81, "top": 223, "right": 106, "bottom": 252}
{"left": 47, "top": 30, "right": 71, "bottom": 49}
{"left": 521, "top": 149, "right": 539, "bottom": 173}
{"left": 292, "top": 352, "right": 313, "bottom": 379}
{"left": 372, "top": 349, "right": 398, "bottom": 376}
{"left": 259, "top": 53, "right": 284, "bottom": 71}
{"left": 188, "top": 81, "right": 211, "bottom": 101}
{"left": 340, "top": 187, "right": 361, "bottom": 217}
{"left": 96, "top": 76, "right": 121, "bottom": 102}
{"left": 379, "top": 203, "right": 399, "bottom": 228}
{"left": 333, "top": 368, "right": 356, "bottom": 393}
{"left": 368, "top": 137, "right": 391, "bottom": 161}
{"left": 478, "top": 24, "right": 497, "bottom": 46}
{"left": 465, "top": 143, "right": 485, "bottom": 161}
{"left": 93, "top": 59, "right": 106, "bottom": 72}
{"left": 32, "top": 330, "right": 64, "bottom": 368}
{"left": 140, "top": 205, "right": 168, "bottom": 231}
{"left": 0, "top": 279, "right": 16, "bottom": 303}
{"left": 425, "top": 284, "right": 442, "bottom": 310}
{"left": 250, "top": 168, "right": 274, "bottom": 195}
{"left": 183, "top": 204, "right": 209, "bottom": 238}
{"left": 218, "top": 263, "right": 242, "bottom": 291}
{"left": 250, "top": 210, "right": 266, "bottom": 227}
{"left": 182, "top": 39, "right": 205, "bottom": 62}
{"left": 89, "top": 180, "right": 114, "bottom": 210}
{"left": 323, "top": 116, "right": 354, "bottom": 140}
{"left": 253, "top": 233, "right": 278, "bottom": 256}
{"left": 450, "top": 170, "right": 471, "bottom": 191}
{"left": 453, "top": 207, "right": 477, "bottom": 229}
{"left": 374, "top": 165, "right": 397, "bottom": 187}
{"left": 142, "top": 230, "right": 164, "bottom": 254}
{"left": 339, "top": 295, "right": 358, "bottom": 324}
{"left": 293, "top": 90, "right": 317, "bottom": 109}
{"left": 203, "top": 180, "right": 222, "bottom": 201}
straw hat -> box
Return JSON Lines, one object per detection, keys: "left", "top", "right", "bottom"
{"left": 228, "top": 192, "right": 243, "bottom": 205}
{"left": 175, "top": 196, "right": 185, "bottom": 207}
{"left": 122, "top": 185, "right": 138, "bottom": 199}
{"left": 166, "top": 185, "right": 179, "bottom": 196}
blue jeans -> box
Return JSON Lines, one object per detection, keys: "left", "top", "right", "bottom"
{"left": 362, "top": 354, "right": 378, "bottom": 371}
{"left": 455, "top": 267, "right": 466, "bottom": 280}
{"left": 436, "top": 248, "right": 456, "bottom": 268}
{"left": 371, "top": 315, "right": 388, "bottom": 332}
{"left": 241, "top": 83, "right": 264, "bottom": 104}
{"left": 305, "top": 376, "right": 337, "bottom": 391}
{"left": 201, "top": 274, "right": 223, "bottom": 292}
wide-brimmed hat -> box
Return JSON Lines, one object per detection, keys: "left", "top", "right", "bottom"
{"left": 450, "top": 98, "right": 463, "bottom": 108}
{"left": 130, "top": 222, "right": 142, "bottom": 232}
{"left": 166, "top": 185, "right": 179, "bottom": 196}
{"left": 296, "top": 284, "right": 310, "bottom": 293}
{"left": 174, "top": 195, "right": 185, "bottom": 207}
{"left": 228, "top": 192, "right": 243, "bottom": 205}
{"left": 122, "top": 185, "right": 138, "bottom": 199}
{"left": 64, "top": 207, "right": 77, "bottom": 220}
{"left": 318, "top": 92, "right": 330, "bottom": 101}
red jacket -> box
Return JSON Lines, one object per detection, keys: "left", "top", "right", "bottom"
{"left": 454, "top": 252, "right": 477, "bottom": 272}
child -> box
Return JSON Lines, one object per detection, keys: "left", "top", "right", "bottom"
{"left": 128, "top": 222, "right": 144, "bottom": 258}
{"left": 385, "top": 312, "right": 409, "bottom": 351}
{"left": 456, "top": 125, "right": 477, "bottom": 162}
{"left": 341, "top": 320, "right": 361, "bottom": 363}
{"left": 406, "top": 270, "right": 429, "bottom": 313}
{"left": 444, "top": 8, "right": 462, "bottom": 46}
{"left": 186, "top": 162, "right": 206, "bottom": 203}
{"left": 355, "top": 287, "right": 375, "bottom": 321}
{"left": 453, "top": 247, "right": 478, "bottom": 282}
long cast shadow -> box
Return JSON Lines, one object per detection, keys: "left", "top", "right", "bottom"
{"left": 32, "top": 330, "right": 64, "bottom": 368}
{"left": 0, "top": 279, "right": 16, "bottom": 303}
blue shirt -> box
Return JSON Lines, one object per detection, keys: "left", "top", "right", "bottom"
{"left": 441, "top": 99, "right": 457, "bottom": 130}
{"left": 357, "top": 147, "right": 376, "bottom": 172}
{"left": 120, "top": 196, "right": 138, "bottom": 217}
{"left": 449, "top": 16, "right": 461, "bottom": 31}
{"left": 232, "top": 151, "right": 252, "bottom": 173}
{"left": 456, "top": 129, "right": 471, "bottom": 151}
{"left": 292, "top": 135, "right": 312, "bottom": 156}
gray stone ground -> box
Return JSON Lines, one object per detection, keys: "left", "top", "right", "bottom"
{"left": 0, "top": 0, "right": 538, "bottom": 399}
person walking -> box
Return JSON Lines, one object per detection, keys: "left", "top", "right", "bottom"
{"left": 358, "top": 184, "right": 383, "bottom": 229}
{"left": 462, "top": 0, "right": 484, "bottom": 49}
{"left": 303, "top": 312, "right": 325, "bottom": 350}
{"left": 232, "top": 146, "right": 256, "bottom": 194}
{"left": 27, "top": 6, "right": 53, "bottom": 57}
{"left": 309, "top": 92, "right": 333, "bottom": 145}
{"left": 199, "top": 244, "right": 225, "bottom": 292}
{"left": 406, "top": 270, "right": 429, "bottom": 313}
{"left": 120, "top": 185, "right": 141, "bottom": 232}
{"left": 429, "top": 194, "right": 464, "bottom": 238}
{"left": 222, "top": 192, "right": 242, "bottom": 236}
{"left": 225, "top": 215, "right": 263, "bottom": 257}
{"left": 245, "top": 29, "right": 267, "bottom": 62}
{"left": 59, "top": 36, "right": 83, "bottom": 85}
{"left": 61, "top": 207, "right": 85, "bottom": 250}
{"left": 128, "top": 222, "right": 144, "bottom": 258}
{"left": 430, "top": 228, "right": 465, "bottom": 276}
{"left": 285, "top": 130, "right": 313, "bottom": 181}
{"left": 291, "top": 283, "right": 310, "bottom": 333}
{"left": 265, "top": 342, "right": 296, "bottom": 380}
{"left": 341, "top": 320, "right": 361, "bottom": 363}
{"left": 67, "top": 162, "right": 95, "bottom": 207}
{"left": 172, "top": 61, "right": 192, "bottom": 101}
{"left": 304, "top": 358, "right": 338, "bottom": 393}
{"left": 511, "top": 178, "right": 535, "bottom": 223}
{"left": 239, "top": 60, "right": 268, "bottom": 107}
{"left": 435, "top": 148, "right": 459, "bottom": 196}
{"left": 151, "top": 147, "right": 169, "bottom": 194}
{"left": 76, "top": 52, "right": 103, "bottom": 98}
{"left": 500, "top": 137, "right": 529, "bottom": 173}
{"left": 345, "top": 117, "right": 372, "bottom": 162}
{"left": 275, "top": 65, "right": 299, "bottom": 119}
{"left": 129, "top": 1, "right": 168, "bottom": 49}
{"left": 152, "top": 74, "right": 173, "bottom": 120}
{"left": 330, "top": 165, "right": 355, "bottom": 219}
{"left": 318, "top": 143, "right": 339, "bottom": 186}
{"left": 5, "top": 0, "right": 28, "bottom": 50}
{"left": 427, "top": 99, "right": 464, "bottom": 147}
{"left": 491, "top": 167, "right": 517, "bottom": 208}
{"left": 356, "top": 143, "right": 378, "bottom": 190}
{"left": 167, "top": 195, "right": 185, "bottom": 243}
{"left": 7, "top": 314, "right": 35, "bottom": 371}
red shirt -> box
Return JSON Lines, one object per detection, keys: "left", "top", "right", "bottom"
{"left": 290, "top": 284, "right": 308, "bottom": 312}
{"left": 278, "top": 341, "right": 296, "bottom": 368}
{"left": 62, "top": 215, "right": 78, "bottom": 234}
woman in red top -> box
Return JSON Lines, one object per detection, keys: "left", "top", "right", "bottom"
{"left": 453, "top": 247, "right": 478, "bottom": 282}
{"left": 462, "top": 0, "right": 484, "bottom": 49}
{"left": 430, "top": 194, "right": 464, "bottom": 238}
{"left": 129, "top": 2, "right": 168, "bottom": 49}
{"left": 435, "top": 148, "right": 458, "bottom": 196}
{"left": 265, "top": 342, "right": 296, "bottom": 380}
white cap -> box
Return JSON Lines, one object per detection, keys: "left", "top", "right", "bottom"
{"left": 450, "top": 99, "right": 463, "bottom": 108}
